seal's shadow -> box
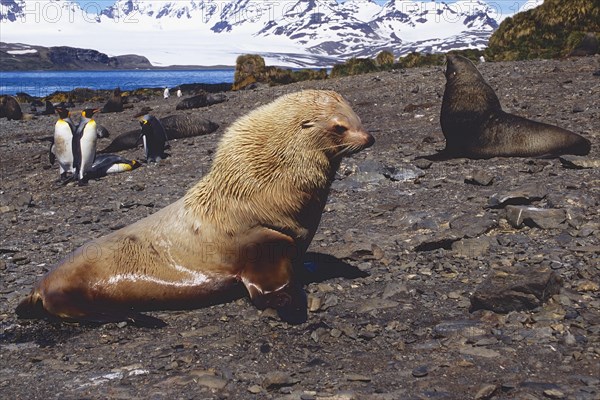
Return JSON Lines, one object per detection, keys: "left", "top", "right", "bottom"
{"left": 296, "top": 252, "right": 369, "bottom": 285}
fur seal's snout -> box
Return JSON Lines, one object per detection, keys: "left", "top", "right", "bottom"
{"left": 17, "top": 90, "right": 373, "bottom": 325}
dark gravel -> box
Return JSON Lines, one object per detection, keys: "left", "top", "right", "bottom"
{"left": 1, "top": 55, "right": 599, "bottom": 400}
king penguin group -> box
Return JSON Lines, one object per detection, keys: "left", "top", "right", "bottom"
{"left": 49, "top": 107, "right": 168, "bottom": 185}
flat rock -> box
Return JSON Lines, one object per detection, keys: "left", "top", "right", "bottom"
{"left": 505, "top": 206, "right": 567, "bottom": 229}
{"left": 356, "top": 298, "right": 399, "bottom": 313}
{"left": 470, "top": 267, "right": 562, "bottom": 313}
{"left": 452, "top": 237, "right": 495, "bottom": 258}
{"left": 450, "top": 214, "right": 497, "bottom": 238}
{"left": 487, "top": 185, "right": 547, "bottom": 209}
{"left": 559, "top": 155, "right": 600, "bottom": 169}
{"left": 465, "top": 170, "right": 495, "bottom": 186}
{"left": 262, "top": 372, "right": 300, "bottom": 390}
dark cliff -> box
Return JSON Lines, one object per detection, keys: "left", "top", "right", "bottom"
{"left": 0, "top": 42, "right": 153, "bottom": 70}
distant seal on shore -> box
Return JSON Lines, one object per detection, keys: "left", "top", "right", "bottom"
{"left": 98, "top": 114, "right": 219, "bottom": 153}
{"left": 16, "top": 90, "right": 374, "bottom": 324}
{"left": 102, "top": 87, "right": 124, "bottom": 113}
{"left": 0, "top": 95, "right": 23, "bottom": 121}
{"left": 175, "top": 92, "right": 227, "bottom": 110}
{"left": 160, "top": 114, "right": 219, "bottom": 139}
{"left": 438, "top": 54, "right": 591, "bottom": 159}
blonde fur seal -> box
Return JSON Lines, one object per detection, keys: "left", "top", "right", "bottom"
{"left": 16, "top": 90, "right": 374, "bottom": 324}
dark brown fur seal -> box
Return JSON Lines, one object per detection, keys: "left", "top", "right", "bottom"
{"left": 160, "top": 114, "right": 219, "bottom": 139}
{"left": 439, "top": 54, "right": 591, "bottom": 159}
{"left": 99, "top": 114, "right": 219, "bottom": 153}
{"left": 16, "top": 90, "right": 374, "bottom": 324}
{"left": 102, "top": 87, "right": 124, "bottom": 113}
{"left": 0, "top": 95, "right": 23, "bottom": 121}
{"left": 175, "top": 92, "right": 227, "bottom": 110}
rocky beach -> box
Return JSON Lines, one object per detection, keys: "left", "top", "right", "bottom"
{"left": 0, "top": 55, "right": 599, "bottom": 399}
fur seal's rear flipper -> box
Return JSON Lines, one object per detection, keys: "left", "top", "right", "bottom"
{"left": 440, "top": 54, "right": 592, "bottom": 159}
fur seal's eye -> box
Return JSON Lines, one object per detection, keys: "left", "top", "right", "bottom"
{"left": 333, "top": 125, "right": 348, "bottom": 135}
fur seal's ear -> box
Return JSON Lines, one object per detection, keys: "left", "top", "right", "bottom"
{"left": 301, "top": 121, "right": 315, "bottom": 129}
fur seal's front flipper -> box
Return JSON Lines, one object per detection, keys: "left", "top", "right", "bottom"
{"left": 237, "top": 227, "right": 307, "bottom": 323}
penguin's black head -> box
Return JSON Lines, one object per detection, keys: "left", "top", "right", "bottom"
{"left": 55, "top": 107, "right": 70, "bottom": 119}
{"left": 82, "top": 108, "right": 100, "bottom": 118}
{"left": 139, "top": 114, "right": 155, "bottom": 128}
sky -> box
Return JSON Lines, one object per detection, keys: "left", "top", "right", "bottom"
{"left": 70, "top": 1, "right": 539, "bottom": 16}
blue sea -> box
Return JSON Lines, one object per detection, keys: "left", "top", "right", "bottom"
{"left": 0, "top": 69, "right": 235, "bottom": 97}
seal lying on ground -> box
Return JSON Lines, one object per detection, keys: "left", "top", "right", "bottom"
{"left": 438, "top": 54, "right": 591, "bottom": 159}
{"left": 175, "top": 92, "right": 227, "bottom": 110}
{"left": 0, "top": 95, "right": 23, "bottom": 121}
{"left": 98, "top": 114, "right": 219, "bottom": 153}
{"left": 16, "top": 90, "right": 374, "bottom": 324}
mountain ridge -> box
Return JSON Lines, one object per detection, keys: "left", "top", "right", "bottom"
{"left": 1, "top": 0, "right": 515, "bottom": 67}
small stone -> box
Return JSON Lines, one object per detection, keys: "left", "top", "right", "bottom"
{"left": 543, "top": 389, "right": 565, "bottom": 399}
{"left": 559, "top": 155, "right": 600, "bottom": 169}
{"left": 194, "top": 374, "right": 228, "bottom": 390}
{"left": 345, "top": 373, "right": 371, "bottom": 382}
{"left": 248, "top": 385, "right": 262, "bottom": 394}
{"left": 504, "top": 206, "right": 567, "bottom": 229}
{"left": 262, "top": 371, "right": 299, "bottom": 390}
{"left": 385, "top": 166, "right": 425, "bottom": 182}
{"left": 411, "top": 365, "right": 428, "bottom": 377}
{"left": 572, "top": 104, "right": 585, "bottom": 113}
{"left": 307, "top": 295, "right": 322, "bottom": 312}
{"left": 382, "top": 282, "right": 409, "bottom": 299}
{"left": 356, "top": 298, "right": 398, "bottom": 313}
{"left": 576, "top": 280, "right": 599, "bottom": 292}
{"left": 452, "top": 237, "right": 493, "bottom": 258}
{"left": 470, "top": 266, "right": 562, "bottom": 313}
{"left": 450, "top": 215, "right": 497, "bottom": 238}
{"left": 459, "top": 346, "right": 501, "bottom": 359}
{"left": 487, "top": 185, "right": 546, "bottom": 208}
{"left": 475, "top": 384, "right": 498, "bottom": 399}
{"left": 414, "top": 159, "right": 432, "bottom": 170}
{"left": 465, "top": 171, "right": 494, "bottom": 186}
{"left": 14, "top": 192, "right": 33, "bottom": 208}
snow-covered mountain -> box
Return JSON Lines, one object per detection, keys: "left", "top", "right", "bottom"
{"left": 0, "top": 0, "right": 513, "bottom": 67}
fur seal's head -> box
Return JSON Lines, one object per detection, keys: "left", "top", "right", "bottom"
{"left": 185, "top": 90, "right": 374, "bottom": 238}
{"left": 445, "top": 54, "right": 486, "bottom": 84}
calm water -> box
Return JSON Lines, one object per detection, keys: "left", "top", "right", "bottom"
{"left": 0, "top": 69, "right": 235, "bottom": 97}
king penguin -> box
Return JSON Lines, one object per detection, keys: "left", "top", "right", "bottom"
{"left": 49, "top": 107, "right": 76, "bottom": 181}
{"left": 140, "top": 114, "right": 168, "bottom": 163}
{"left": 88, "top": 154, "right": 140, "bottom": 179}
{"left": 73, "top": 108, "right": 100, "bottom": 184}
